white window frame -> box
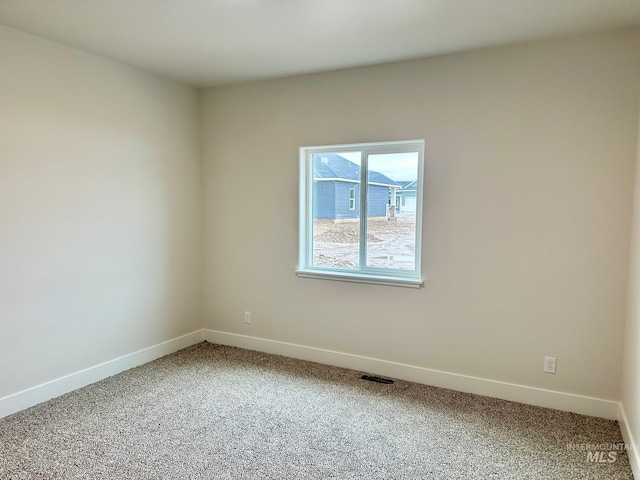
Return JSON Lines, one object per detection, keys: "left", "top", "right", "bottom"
{"left": 297, "top": 139, "right": 425, "bottom": 288}
{"left": 348, "top": 187, "right": 356, "bottom": 211}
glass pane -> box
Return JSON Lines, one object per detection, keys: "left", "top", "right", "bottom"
{"left": 311, "top": 152, "right": 361, "bottom": 269}
{"left": 366, "top": 152, "right": 419, "bottom": 271}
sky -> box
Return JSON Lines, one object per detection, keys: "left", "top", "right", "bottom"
{"left": 337, "top": 151, "right": 419, "bottom": 182}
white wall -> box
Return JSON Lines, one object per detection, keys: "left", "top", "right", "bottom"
{"left": 0, "top": 26, "right": 202, "bottom": 398}
{"left": 201, "top": 29, "right": 640, "bottom": 404}
{"left": 2, "top": 23, "right": 638, "bottom": 421}
{"left": 621, "top": 107, "right": 640, "bottom": 473}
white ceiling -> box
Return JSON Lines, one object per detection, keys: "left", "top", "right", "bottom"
{"left": 1, "top": 0, "right": 640, "bottom": 87}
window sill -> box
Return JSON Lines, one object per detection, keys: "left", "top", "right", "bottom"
{"left": 295, "top": 269, "right": 423, "bottom": 288}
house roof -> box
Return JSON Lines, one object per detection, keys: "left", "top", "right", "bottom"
{"left": 397, "top": 180, "right": 417, "bottom": 190}
{"left": 313, "top": 153, "right": 400, "bottom": 187}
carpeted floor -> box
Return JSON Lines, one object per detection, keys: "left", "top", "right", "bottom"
{"left": 0, "top": 342, "right": 633, "bottom": 479}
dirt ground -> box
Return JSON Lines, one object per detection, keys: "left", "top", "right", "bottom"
{"left": 313, "top": 215, "right": 416, "bottom": 270}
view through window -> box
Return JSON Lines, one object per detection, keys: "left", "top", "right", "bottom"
{"left": 298, "top": 140, "right": 424, "bottom": 287}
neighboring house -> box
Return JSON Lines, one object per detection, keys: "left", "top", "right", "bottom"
{"left": 397, "top": 180, "right": 417, "bottom": 213}
{"left": 313, "top": 153, "right": 400, "bottom": 221}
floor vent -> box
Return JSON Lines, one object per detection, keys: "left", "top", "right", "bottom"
{"left": 361, "top": 375, "right": 394, "bottom": 384}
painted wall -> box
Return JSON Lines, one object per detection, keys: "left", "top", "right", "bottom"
{"left": 0, "top": 26, "right": 202, "bottom": 398}
{"left": 201, "top": 29, "right": 640, "bottom": 402}
{"left": 621, "top": 108, "right": 640, "bottom": 468}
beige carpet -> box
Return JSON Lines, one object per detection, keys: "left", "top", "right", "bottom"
{"left": 0, "top": 342, "right": 633, "bottom": 479}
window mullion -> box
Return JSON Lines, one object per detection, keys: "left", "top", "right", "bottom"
{"left": 359, "top": 151, "right": 368, "bottom": 272}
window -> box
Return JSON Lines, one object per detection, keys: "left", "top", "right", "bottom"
{"left": 348, "top": 187, "right": 356, "bottom": 210}
{"left": 297, "top": 140, "right": 424, "bottom": 288}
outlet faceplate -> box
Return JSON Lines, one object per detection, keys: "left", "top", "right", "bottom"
{"left": 544, "top": 356, "right": 557, "bottom": 374}
{"left": 244, "top": 311, "right": 251, "bottom": 324}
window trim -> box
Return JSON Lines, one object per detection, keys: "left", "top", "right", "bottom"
{"left": 296, "top": 140, "right": 425, "bottom": 288}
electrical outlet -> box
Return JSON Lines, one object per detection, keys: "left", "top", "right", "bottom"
{"left": 544, "top": 356, "right": 557, "bottom": 374}
{"left": 244, "top": 311, "right": 251, "bottom": 324}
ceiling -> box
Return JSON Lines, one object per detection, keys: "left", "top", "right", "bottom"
{"left": 1, "top": 0, "right": 640, "bottom": 87}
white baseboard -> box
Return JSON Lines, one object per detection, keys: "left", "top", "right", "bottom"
{"left": 0, "top": 330, "right": 204, "bottom": 420}
{"left": 0, "top": 327, "right": 623, "bottom": 427}
{"left": 619, "top": 403, "right": 640, "bottom": 479}
{"left": 203, "top": 329, "right": 619, "bottom": 420}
